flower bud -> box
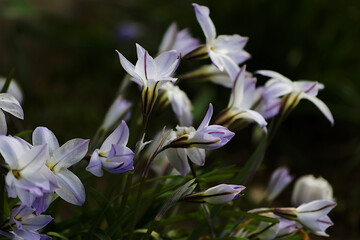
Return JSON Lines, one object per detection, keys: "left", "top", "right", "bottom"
{"left": 184, "top": 184, "right": 245, "bottom": 204}
{"left": 291, "top": 174, "right": 333, "bottom": 207}
{"left": 266, "top": 167, "right": 293, "bottom": 201}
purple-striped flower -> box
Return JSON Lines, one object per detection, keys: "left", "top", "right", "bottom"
{"left": 0, "top": 203, "right": 52, "bottom": 240}
{"left": 32, "top": 127, "right": 89, "bottom": 207}
{"left": 256, "top": 70, "right": 334, "bottom": 125}
{"left": 86, "top": 121, "right": 134, "bottom": 177}
{"left": 193, "top": 4, "right": 250, "bottom": 73}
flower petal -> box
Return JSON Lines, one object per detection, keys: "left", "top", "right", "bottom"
{"left": 32, "top": 127, "right": 60, "bottom": 155}
{"left": 235, "top": 109, "right": 268, "bottom": 132}
{"left": 165, "top": 148, "right": 190, "bottom": 177}
{"left": 262, "top": 79, "right": 293, "bottom": 100}
{"left": 228, "top": 65, "right": 246, "bottom": 109}
{"left": 100, "top": 121, "right": 130, "bottom": 153}
{"left": 185, "top": 148, "right": 205, "bottom": 166}
{"left": 0, "top": 136, "right": 29, "bottom": 168}
{"left": 0, "top": 93, "right": 24, "bottom": 119}
{"left": 198, "top": 103, "right": 213, "bottom": 130}
{"left": 155, "top": 50, "right": 179, "bottom": 77}
{"left": 116, "top": 50, "right": 143, "bottom": 86}
{"left": 86, "top": 150, "right": 104, "bottom": 177}
{"left": 256, "top": 70, "right": 292, "bottom": 83}
{"left": 159, "top": 22, "right": 177, "bottom": 53}
{"left": 52, "top": 139, "right": 89, "bottom": 171}
{"left": 55, "top": 168, "right": 86, "bottom": 206}
{"left": 0, "top": 110, "right": 7, "bottom": 135}
{"left": 192, "top": 4, "right": 216, "bottom": 41}
{"left": 300, "top": 94, "right": 334, "bottom": 126}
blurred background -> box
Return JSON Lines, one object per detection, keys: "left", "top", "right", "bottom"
{"left": 0, "top": 0, "right": 359, "bottom": 239}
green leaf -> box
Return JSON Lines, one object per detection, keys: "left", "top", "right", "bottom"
{"left": 15, "top": 130, "right": 33, "bottom": 137}
{"left": 220, "top": 210, "right": 280, "bottom": 223}
{"left": 47, "top": 232, "right": 69, "bottom": 240}
{"left": 213, "top": 238, "right": 248, "bottom": 240}
{"left": 93, "top": 228, "right": 112, "bottom": 240}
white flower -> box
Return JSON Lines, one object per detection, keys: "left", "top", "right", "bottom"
{"left": 0, "top": 77, "right": 23, "bottom": 103}
{"left": 193, "top": 4, "right": 250, "bottom": 72}
{"left": 0, "top": 136, "right": 58, "bottom": 207}
{"left": 296, "top": 200, "right": 336, "bottom": 237}
{"left": 256, "top": 70, "right": 334, "bottom": 125}
{"left": 291, "top": 174, "right": 333, "bottom": 207}
{"left": 32, "top": 127, "right": 89, "bottom": 206}
{"left": 102, "top": 96, "right": 132, "bottom": 131}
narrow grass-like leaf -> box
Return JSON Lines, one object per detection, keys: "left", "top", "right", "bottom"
{"left": 220, "top": 210, "right": 280, "bottom": 223}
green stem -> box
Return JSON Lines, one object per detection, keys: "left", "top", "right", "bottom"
{"left": 0, "top": 175, "right": 4, "bottom": 222}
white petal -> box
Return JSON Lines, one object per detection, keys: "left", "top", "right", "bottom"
{"left": 18, "top": 144, "right": 49, "bottom": 174}
{"left": 192, "top": 4, "right": 216, "bottom": 41}
{"left": 165, "top": 148, "right": 190, "bottom": 177}
{"left": 0, "top": 93, "right": 24, "bottom": 119}
{"left": 0, "top": 110, "right": 7, "bottom": 135}
{"left": 256, "top": 70, "right": 292, "bottom": 83}
{"left": 0, "top": 136, "right": 29, "bottom": 168}
{"left": 297, "top": 200, "right": 336, "bottom": 220}
{"left": 235, "top": 109, "right": 268, "bottom": 132}
{"left": 185, "top": 148, "right": 205, "bottom": 166}
{"left": 208, "top": 49, "right": 223, "bottom": 71}
{"left": 300, "top": 94, "right": 334, "bottom": 125}
{"left": 136, "top": 43, "right": 146, "bottom": 59}
{"left": 116, "top": 50, "right": 143, "bottom": 86}
{"left": 159, "top": 22, "right": 177, "bottom": 53}
{"left": 55, "top": 168, "right": 86, "bottom": 206}
{"left": 100, "top": 121, "right": 129, "bottom": 153}
{"left": 262, "top": 79, "right": 293, "bottom": 100}
{"left": 219, "top": 54, "right": 240, "bottom": 81}
{"left": 228, "top": 65, "right": 246, "bottom": 109}
{"left": 52, "top": 139, "right": 89, "bottom": 171}
{"left": 155, "top": 50, "right": 179, "bottom": 77}
{"left": 22, "top": 215, "right": 53, "bottom": 231}
{"left": 135, "top": 48, "right": 157, "bottom": 81}
{"left": 213, "top": 34, "right": 249, "bottom": 53}
{"left": 294, "top": 81, "right": 322, "bottom": 96}
{"left": 198, "top": 103, "right": 213, "bottom": 130}
{"left": 32, "top": 127, "right": 60, "bottom": 154}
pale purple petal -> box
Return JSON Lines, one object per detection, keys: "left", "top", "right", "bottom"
{"left": 198, "top": 103, "right": 213, "bottom": 130}
{"left": 228, "top": 65, "right": 246, "bottom": 108}
{"left": 0, "top": 110, "right": 7, "bottom": 135}
{"left": 116, "top": 50, "right": 142, "bottom": 85}
{"left": 262, "top": 79, "right": 293, "bottom": 100}
{"left": 0, "top": 135, "right": 29, "bottom": 168}
{"left": 155, "top": 50, "right": 179, "bottom": 77}
{"left": 86, "top": 150, "right": 104, "bottom": 177}
{"left": 294, "top": 81, "right": 323, "bottom": 96}
{"left": 17, "top": 145, "right": 48, "bottom": 173}
{"left": 193, "top": 4, "right": 216, "bottom": 41}
{"left": 100, "top": 121, "right": 130, "bottom": 152}
{"left": 21, "top": 215, "right": 53, "bottom": 231}
{"left": 52, "top": 139, "right": 89, "bottom": 170}
{"left": 55, "top": 168, "right": 86, "bottom": 206}
{"left": 159, "top": 22, "right": 177, "bottom": 53}
{"left": 31, "top": 193, "right": 54, "bottom": 215}
{"left": 236, "top": 109, "right": 267, "bottom": 132}
{"left": 32, "top": 127, "right": 60, "bottom": 155}
{"left": 208, "top": 49, "right": 223, "bottom": 70}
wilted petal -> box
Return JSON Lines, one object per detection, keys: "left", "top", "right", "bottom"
{"left": 0, "top": 93, "right": 24, "bottom": 119}
{"left": 86, "top": 150, "right": 104, "bottom": 177}
{"left": 100, "top": 121, "right": 130, "bottom": 152}
{"left": 300, "top": 94, "right": 334, "bottom": 125}
{"left": 32, "top": 127, "right": 60, "bottom": 155}
{"left": 185, "top": 148, "right": 205, "bottom": 166}
{"left": 52, "top": 139, "right": 89, "bottom": 170}
{"left": 55, "top": 168, "right": 85, "bottom": 206}
{"left": 192, "top": 4, "right": 216, "bottom": 41}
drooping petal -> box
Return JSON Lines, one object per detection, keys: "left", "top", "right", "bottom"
{"left": 294, "top": 81, "right": 323, "bottom": 96}
{"left": 55, "top": 168, "right": 86, "bottom": 206}
{"left": 52, "top": 139, "right": 89, "bottom": 171}
{"left": 300, "top": 94, "right": 334, "bottom": 125}
{"left": 219, "top": 54, "right": 241, "bottom": 81}
{"left": 185, "top": 148, "right": 205, "bottom": 166}
{"left": 256, "top": 70, "right": 292, "bottom": 84}
{"left": 32, "top": 127, "right": 60, "bottom": 155}
{"left": 100, "top": 121, "right": 130, "bottom": 153}
{"left": 208, "top": 49, "right": 224, "bottom": 70}
{"left": 165, "top": 148, "right": 190, "bottom": 177}
{"left": 86, "top": 150, "right": 104, "bottom": 177}
{"left": 0, "top": 93, "right": 24, "bottom": 119}
{"left": 116, "top": 50, "right": 143, "bottom": 86}
{"left": 192, "top": 4, "right": 216, "bottom": 41}
{"left": 198, "top": 103, "right": 213, "bottom": 130}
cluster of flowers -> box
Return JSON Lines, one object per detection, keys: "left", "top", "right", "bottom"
{"left": 0, "top": 3, "right": 336, "bottom": 240}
